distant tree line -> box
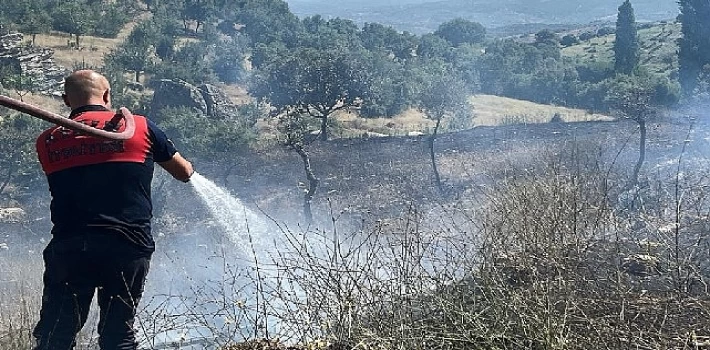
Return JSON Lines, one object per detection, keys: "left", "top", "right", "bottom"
{"left": 103, "top": 0, "right": 689, "bottom": 118}
{"left": 2, "top": 0, "right": 709, "bottom": 128}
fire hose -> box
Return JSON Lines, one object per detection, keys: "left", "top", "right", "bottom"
{"left": 0, "top": 95, "right": 135, "bottom": 140}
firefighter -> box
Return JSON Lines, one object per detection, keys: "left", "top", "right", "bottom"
{"left": 32, "top": 69, "right": 193, "bottom": 350}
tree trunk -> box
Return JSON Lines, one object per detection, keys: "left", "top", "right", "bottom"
{"left": 318, "top": 115, "right": 328, "bottom": 141}
{"left": 31, "top": 33, "right": 36, "bottom": 46}
{"left": 429, "top": 116, "right": 443, "bottom": 193}
{"left": 75, "top": 34, "right": 80, "bottom": 48}
{"left": 135, "top": 70, "right": 141, "bottom": 83}
{"left": 631, "top": 118, "right": 646, "bottom": 188}
{"left": 292, "top": 143, "right": 319, "bottom": 223}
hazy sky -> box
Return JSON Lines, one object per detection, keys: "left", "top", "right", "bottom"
{"left": 283, "top": 0, "right": 678, "bottom": 33}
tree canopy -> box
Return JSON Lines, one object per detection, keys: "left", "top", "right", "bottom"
{"left": 613, "top": 0, "right": 640, "bottom": 75}
{"left": 678, "top": 0, "right": 710, "bottom": 96}
{"left": 434, "top": 18, "right": 486, "bottom": 47}
{"left": 250, "top": 46, "right": 366, "bottom": 140}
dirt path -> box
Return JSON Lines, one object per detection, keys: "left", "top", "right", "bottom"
{"left": 31, "top": 10, "right": 153, "bottom": 69}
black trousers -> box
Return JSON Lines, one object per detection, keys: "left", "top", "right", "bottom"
{"left": 32, "top": 233, "right": 151, "bottom": 350}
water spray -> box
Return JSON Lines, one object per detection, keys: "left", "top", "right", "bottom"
{"left": 0, "top": 93, "right": 280, "bottom": 347}
{"left": 0, "top": 94, "right": 135, "bottom": 140}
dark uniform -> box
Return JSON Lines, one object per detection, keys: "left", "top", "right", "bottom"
{"left": 33, "top": 105, "right": 177, "bottom": 350}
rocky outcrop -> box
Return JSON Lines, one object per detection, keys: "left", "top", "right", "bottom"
{"left": 0, "top": 207, "right": 26, "bottom": 223}
{"left": 151, "top": 79, "right": 209, "bottom": 117}
{"left": 621, "top": 254, "right": 661, "bottom": 277}
{"left": 151, "top": 79, "right": 242, "bottom": 120}
{"left": 0, "top": 33, "right": 68, "bottom": 96}
{"left": 198, "top": 83, "right": 240, "bottom": 119}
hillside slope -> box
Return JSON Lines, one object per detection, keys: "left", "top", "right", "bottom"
{"left": 189, "top": 114, "right": 701, "bottom": 227}
{"left": 332, "top": 95, "right": 612, "bottom": 139}
{"left": 562, "top": 21, "right": 680, "bottom": 78}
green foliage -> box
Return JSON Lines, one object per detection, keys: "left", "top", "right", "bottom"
{"left": 250, "top": 47, "right": 363, "bottom": 116}
{"left": 31, "top": 0, "right": 674, "bottom": 126}
{"left": 450, "top": 44, "right": 484, "bottom": 92}
{"left": 250, "top": 44, "right": 367, "bottom": 140}
{"left": 156, "top": 105, "right": 257, "bottom": 159}
{"left": 597, "top": 26, "right": 615, "bottom": 36}
{"left": 357, "top": 53, "right": 411, "bottom": 118}
{"left": 478, "top": 39, "right": 566, "bottom": 98}
{"left": 0, "top": 58, "right": 21, "bottom": 84}
{"left": 434, "top": 18, "right": 486, "bottom": 47}
{"left": 1, "top": 72, "right": 41, "bottom": 101}
{"left": 182, "top": 0, "right": 219, "bottom": 33}
{"left": 127, "top": 21, "right": 161, "bottom": 48}
{"left": 147, "top": 11, "right": 184, "bottom": 60}
{"left": 151, "top": 41, "right": 217, "bottom": 85}
{"left": 533, "top": 30, "right": 562, "bottom": 60}
{"left": 0, "top": 0, "right": 130, "bottom": 41}
{"left": 155, "top": 36, "right": 176, "bottom": 60}
{"left": 50, "top": 1, "right": 96, "bottom": 45}
{"left": 472, "top": 31, "right": 680, "bottom": 113}
{"left": 152, "top": 8, "right": 185, "bottom": 38}
{"left": 0, "top": 111, "right": 46, "bottom": 199}
{"left": 418, "top": 73, "right": 472, "bottom": 130}
{"left": 100, "top": 61, "right": 151, "bottom": 114}
{"left": 14, "top": 1, "right": 51, "bottom": 43}
{"left": 534, "top": 29, "right": 559, "bottom": 45}
{"left": 212, "top": 35, "right": 250, "bottom": 84}
{"left": 416, "top": 33, "right": 451, "bottom": 60}
{"left": 299, "top": 16, "right": 363, "bottom": 52}
{"left": 275, "top": 109, "right": 320, "bottom": 147}
{"left": 105, "top": 30, "right": 156, "bottom": 83}
{"left": 604, "top": 73, "right": 679, "bottom": 114}
{"left": 91, "top": 2, "right": 132, "bottom": 38}
{"left": 228, "top": 0, "right": 302, "bottom": 45}
{"left": 560, "top": 34, "right": 579, "bottom": 47}
{"left": 576, "top": 61, "right": 614, "bottom": 83}
{"left": 678, "top": 0, "right": 710, "bottom": 97}
{"left": 104, "top": 21, "right": 164, "bottom": 82}
{"left": 359, "top": 23, "right": 417, "bottom": 60}
{"left": 578, "top": 31, "right": 596, "bottom": 41}
{"left": 614, "top": 0, "right": 640, "bottom": 74}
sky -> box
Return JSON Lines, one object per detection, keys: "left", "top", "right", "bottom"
{"left": 283, "top": 0, "right": 679, "bottom": 33}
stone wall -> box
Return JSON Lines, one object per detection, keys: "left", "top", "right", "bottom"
{"left": 0, "top": 33, "right": 68, "bottom": 96}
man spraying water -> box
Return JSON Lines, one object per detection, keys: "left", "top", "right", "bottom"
{"left": 32, "top": 70, "right": 194, "bottom": 350}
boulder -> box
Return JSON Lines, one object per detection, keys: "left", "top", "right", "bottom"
{"left": 198, "top": 83, "right": 240, "bottom": 119}
{"left": 621, "top": 254, "right": 661, "bottom": 277}
{"left": 151, "top": 80, "right": 244, "bottom": 121}
{"left": 151, "top": 79, "right": 209, "bottom": 116}
{"left": 0, "top": 207, "right": 26, "bottom": 223}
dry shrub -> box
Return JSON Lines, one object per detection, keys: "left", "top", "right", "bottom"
{"left": 7, "top": 142, "right": 709, "bottom": 350}
{"left": 263, "top": 143, "right": 710, "bottom": 350}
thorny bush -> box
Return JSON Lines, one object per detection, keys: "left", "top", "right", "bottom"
{"left": 3, "top": 143, "right": 710, "bottom": 350}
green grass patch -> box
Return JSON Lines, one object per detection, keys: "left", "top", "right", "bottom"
{"left": 562, "top": 22, "right": 680, "bottom": 78}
